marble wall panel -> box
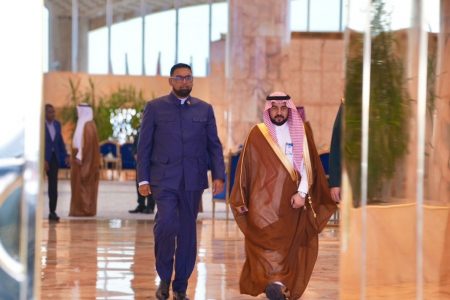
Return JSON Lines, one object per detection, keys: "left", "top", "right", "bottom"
{"left": 226, "top": 0, "right": 290, "bottom": 147}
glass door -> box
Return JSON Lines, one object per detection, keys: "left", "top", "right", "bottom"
{"left": 0, "top": 1, "right": 44, "bottom": 299}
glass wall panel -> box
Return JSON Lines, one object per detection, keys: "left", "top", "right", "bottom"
{"left": 179, "top": 4, "right": 209, "bottom": 76}
{"left": 0, "top": 2, "right": 43, "bottom": 299}
{"left": 88, "top": 28, "right": 108, "bottom": 74}
{"left": 423, "top": 0, "right": 450, "bottom": 297}
{"left": 341, "top": 0, "right": 349, "bottom": 31}
{"left": 290, "top": 0, "right": 308, "bottom": 31}
{"left": 0, "top": 189, "right": 22, "bottom": 258}
{"left": 211, "top": 2, "right": 228, "bottom": 42}
{"left": 43, "top": 7, "right": 49, "bottom": 73}
{"left": 111, "top": 18, "right": 142, "bottom": 75}
{"left": 341, "top": 0, "right": 450, "bottom": 298}
{"left": 0, "top": 182, "right": 23, "bottom": 300}
{"left": 144, "top": 10, "right": 176, "bottom": 76}
{"left": 310, "top": 0, "right": 342, "bottom": 31}
{"left": 425, "top": 0, "right": 440, "bottom": 32}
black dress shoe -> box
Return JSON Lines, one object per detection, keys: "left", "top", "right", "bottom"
{"left": 156, "top": 281, "right": 170, "bottom": 300}
{"left": 48, "top": 212, "right": 60, "bottom": 222}
{"left": 265, "top": 283, "right": 286, "bottom": 300}
{"left": 173, "top": 291, "right": 189, "bottom": 300}
{"left": 143, "top": 207, "right": 154, "bottom": 214}
{"left": 128, "top": 205, "right": 146, "bottom": 214}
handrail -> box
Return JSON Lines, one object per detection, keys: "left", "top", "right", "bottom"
{"left": 0, "top": 157, "right": 25, "bottom": 169}
{"left": 0, "top": 172, "right": 25, "bottom": 281}
{"left": 0, "top": 173, "right": 23, "bottom": 207}
{"left": 0, "top": 243, "right": 25, "bottom": 282}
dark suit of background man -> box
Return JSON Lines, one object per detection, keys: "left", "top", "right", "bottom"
{"left": 329, "top": 102, "right": 343, "bottom": 203}
{"left": 44, "top": 104, "right": 69, "bottom": 222}
{"left": 137, "top": 63, "right": 225, "bottom": 300}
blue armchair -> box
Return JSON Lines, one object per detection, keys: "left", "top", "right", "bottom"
{"left": 120, "top": 142, "right": 136, "bottom": 170}
{"left": 319, "top": 151, "right": 330, "bottom": 177}
{"left": 99, "top": 140, "right": 121, "bottom": 180}
{"left": 58, "top": 146, "right": 70, "bottom": 179}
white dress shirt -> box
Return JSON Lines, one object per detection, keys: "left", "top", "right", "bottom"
{"left": 275, "top": 123, "right": 308, "bottom": 194}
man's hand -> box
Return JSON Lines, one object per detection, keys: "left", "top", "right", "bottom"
{"left": 291, "top": 192, "right": 305, "bottom": 209}
{"left": 44, "top": 161, "right": 49, "bottom": 173}
{"left": 212, "top": 179, "right": 224, "bottom": 196}
{"left": 330, "top": 187, "right": 341, "bottom": 203}
{"left": 138, "top": 184, "right": 152, "bottom": 197}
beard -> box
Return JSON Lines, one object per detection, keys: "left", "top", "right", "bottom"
{"left": 173, "top": 87, "right": 192, "bottom": 98}
{"left": 270, "top": 115, "right": 288, "bottom": 126}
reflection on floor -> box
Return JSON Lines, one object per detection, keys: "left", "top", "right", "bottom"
{"left": 40, "top": 219, "right": 339, "bottom": 299}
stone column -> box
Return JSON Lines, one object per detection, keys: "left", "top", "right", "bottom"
{"left": 225, "top": 0, "right": 290, "bottom": 148}
{"left": 48, "top": 4, "right": 88, "bottom": 72}
{"left": 48, "top": 5, "right": 71, "bottom": 71}
{"left": 78, "top": 17, "right": 89, "bottom": 72}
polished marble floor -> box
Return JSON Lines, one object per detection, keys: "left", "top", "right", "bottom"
{"left": 40, "top": 219, "right": 339, "bottom": 300}
{"left": 41, "top": 180, "right": 339, "bottom": 299}
{"left": 42, "top": 180, "right": 232, "bottom": 220}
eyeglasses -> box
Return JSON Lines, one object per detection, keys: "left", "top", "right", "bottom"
{"left": 170, "top": 75, "right": 193, "bottom": 82}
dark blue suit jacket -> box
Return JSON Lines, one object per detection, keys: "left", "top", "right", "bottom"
{"left": 137, "top": 93, "right": 225, "bottom": 191}
{"left": 44, "top": 120, "right": 68, "bottom": 165}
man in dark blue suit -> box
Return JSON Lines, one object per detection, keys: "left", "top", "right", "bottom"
{"left": 44, "top": 104, "right": 70, "bottom": 222}
{"left": 137, "top": 63, "right": 225, "bottom": 300}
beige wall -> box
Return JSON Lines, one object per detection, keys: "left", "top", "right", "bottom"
{"left": 43, "top": 32, "right": 345, "bottom": 151}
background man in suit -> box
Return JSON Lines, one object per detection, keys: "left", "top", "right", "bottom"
{"left": 137, "top": 63, "right": 225, "bottom": 300}
{"left": 329, "top": 102, "right": 343, "bottom": 203}
{"left": 44, "top": 104, "right": 69, "bottom": 222}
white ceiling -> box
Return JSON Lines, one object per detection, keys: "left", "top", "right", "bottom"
{"left": 45, "top": 0, "right": 226, "bottom": 19}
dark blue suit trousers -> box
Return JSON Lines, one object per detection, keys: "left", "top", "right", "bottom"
{"left": 152, "top": 185, "right": 202, "bottom": 292}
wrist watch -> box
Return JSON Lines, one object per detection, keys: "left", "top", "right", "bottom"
{"left": 298, "top": 191, "right": 307, "bottom": 198}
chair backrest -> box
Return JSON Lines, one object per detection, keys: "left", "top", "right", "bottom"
{"left": 58, "top": 146, "right": 69, "bottom": 168}
{"left": 319, "top": 151, "right": 330, "bottom": 176}
{"left": 99, "top": 141, "right": 119, "bottom": 157}
{"left": 228, "top": 150, "right": 240, "bottom": 193}
{"left": 120, "top": 142, "right": 135, "bottom": 169}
